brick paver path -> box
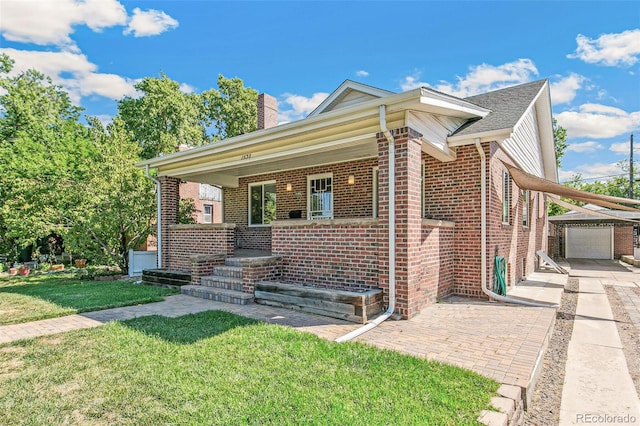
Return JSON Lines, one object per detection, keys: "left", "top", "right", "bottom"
{"left": 351, "top": 300, "right": 555, "bottom": 389}
{"left": 1, "top": 273, "right": 563, "bottom": 398}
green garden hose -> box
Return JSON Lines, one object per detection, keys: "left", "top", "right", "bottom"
{"left": 494, "top": 256, "right": 507, "bottom": 296}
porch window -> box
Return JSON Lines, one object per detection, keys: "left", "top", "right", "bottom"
{"left": 203, "top": 204, "right": 213, "bottom": 224}
{"left": 502, "top": 170, "right": 511, "bottom": 224}
{"left": 308, "top": 173, "right": 333, "bottom": 219}
{"left": 522, "top": 190, "right": 529, "bottom": 228}
{"left": 373, "top": 167, "right": 379, "bottom": 218}
{"left": 422, "top": 160, "right": 426, "bottom": 218}
{"left": 249, "top": 181, "right": 276, "bottom": 226}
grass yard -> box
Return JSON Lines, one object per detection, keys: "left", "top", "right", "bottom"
{"left": 0, "top": 273, "right": 178, "bottom": 325}
{"left": 0, "top": 311, "right": 498, "bottom": 425}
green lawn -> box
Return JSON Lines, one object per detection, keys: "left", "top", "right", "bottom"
{"left": 0, "top": 273, "right": 178, "bottom": 325}
{"left": 0, "top": 310, "right": 498, "bottom": 425}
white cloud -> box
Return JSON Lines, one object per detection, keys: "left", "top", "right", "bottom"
{"left": 0, "top": 0, "right": 127, "bottom": 50}
{"left": 568, "top": 29, "right": 640, "bottom": 67}
{"left": 609, "top": 140, "right": 634, "bottom": 156}
{"left": 560, "top": 162, "right": 625, "bottom": 181}
{"left": 550, "top": 73, "right": 587, "bottom": 105}
{"left": 124, "top": 8, "right": 179, "bottom": 37}
{"left": 94, "top": 114, "right": 114, "bottom": 126}
{"left": 355, "top": 70, "right": 369, "bottom": 77}
{"left": 566, "top": 141, "right": 603, "bottom": 153}
{"left": 0, "top": 48, "right": 138, "bottom": 104}
{"left": 179, "top": 83, "right": 195, "bottom": 94}
{"left": 400, "top": 74, "right": 429, "bottom": 91}
{"left": 422, "top": 59, "right": 539, "bottom": 98}
{"left": 278, "top": 92, "right": 329, "bottom": 123}
{"left": 555, "top": 103, "right": 640, "bottom": 139}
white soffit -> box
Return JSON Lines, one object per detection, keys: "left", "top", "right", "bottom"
{"left": 406, "top": 110, "right": 463, "bottom": 162}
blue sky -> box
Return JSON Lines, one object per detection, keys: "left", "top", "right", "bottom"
{"left": 1, "top": 1, "right": 639, "bottom": 183}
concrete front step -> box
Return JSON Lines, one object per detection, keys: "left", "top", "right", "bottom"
{"left": 200, "top": 275, "right": 244, "bottom": 292}
{"left": 181, "top": 285, "right": 254, "bottom": 305}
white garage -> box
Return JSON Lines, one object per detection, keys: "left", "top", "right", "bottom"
{"left": 565, "top": 226, "right": 613, "bottom": 259}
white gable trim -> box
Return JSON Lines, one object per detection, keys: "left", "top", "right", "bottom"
{"left": 308, "top": 80, "right": 394, "bottom": 117}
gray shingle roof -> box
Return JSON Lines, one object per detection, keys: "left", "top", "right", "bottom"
{"left": 451, "top": 80, "right": 547, "bottom": 136}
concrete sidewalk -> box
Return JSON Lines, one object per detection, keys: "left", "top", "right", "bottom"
{"left": 559, "top": 259, "right": 640, "bottom": 426}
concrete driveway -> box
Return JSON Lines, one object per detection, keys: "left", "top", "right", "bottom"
{"left": 560, "top": 259, "right": 640, "bottom": 425}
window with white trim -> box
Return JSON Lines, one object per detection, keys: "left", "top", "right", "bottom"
{"left": 502, "top": 169, "right": 511, "bottom": 224}
{"left": 203, "top": 204, "right": 213, "bottom": 224}
{"left": 522, "top": 190, "right": 529, "bottom": 228}
{"left": 372, "top": 167, "right": 379, "bottom": 218}
{"left": 421, "top": 160, "right": 426, "bottom": 218}
{"left": 249, "top": 181, "right": 276, "bottom": 226}
{"left": 308, "top": 173, "right": 333, "bottom": 219}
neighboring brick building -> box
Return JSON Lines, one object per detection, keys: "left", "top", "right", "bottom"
{"left": 141, "top": 80, "right": 558, "bottom": 319}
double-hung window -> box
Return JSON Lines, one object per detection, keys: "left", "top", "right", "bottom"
{"left": 502, "top": 170, "right": 511, "bottom": 224}
{"left": 203, "top": 204, "right": 213, "bottom": 223}
{"left": 308, "top": 173, "right": 333, "bottom": 219}
{"left": 522, "top": 190, "right": 529, "bottom": 228}
{"left": 249, "top": 181, "right": 276, "bottom": 226}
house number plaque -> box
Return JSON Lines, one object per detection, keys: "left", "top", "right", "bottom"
{"left": 241, "top": 153, "right": 252, "bottom": 160}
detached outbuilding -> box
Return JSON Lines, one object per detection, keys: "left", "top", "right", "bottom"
{"left": 548, "top": 205, "right": 640, "bottom": 260}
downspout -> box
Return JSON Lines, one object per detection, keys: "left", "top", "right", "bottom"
{"left": 335, "top": 105, "right": 396, "bottom": 342}
{"left": 144, "top": 165, "right": 162, "bottom": 269}
{"left": 475, "top": 140, "right": 557, "bottom": 308}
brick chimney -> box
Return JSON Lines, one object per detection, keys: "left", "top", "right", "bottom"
{"left": 257, "top": 93, "right": 278, "bottom": 130}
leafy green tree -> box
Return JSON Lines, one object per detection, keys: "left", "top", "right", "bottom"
{"left": 62, "top": 118, "right": 155, "bottom": 269}
{"left": 203, "top": 74, "right": 258, "bottom": 140}
{"left": 118, "top": 73, "right": 208, "bottom": 159}
{"left": 0, "top": 54, "right": 91, "bottom": 256}
{"left": 0, "top": 54, "right": 155, "bottom": 269}
{"left": 553, "top": 118, "right": 567, "bottom": 168}
{"left": 118, "top": 73, "right": 259, "bottom": 159}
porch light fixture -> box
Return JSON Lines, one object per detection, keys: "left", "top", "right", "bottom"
{"left": 286, "top": 183, "right": 292, "bottom": 191}
{"left": 347, "top": 175, "right": 355, "bottom": 185}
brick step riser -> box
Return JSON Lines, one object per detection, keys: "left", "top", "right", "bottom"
{"left": 200, "top": 278, "right": 244, "bottom": 292}
{"left": 212, "top": 266, "right": 243, "bottom": 279}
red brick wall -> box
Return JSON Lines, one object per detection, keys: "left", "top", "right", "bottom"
{"left": 418, "top": 221, "right": 456, "bottom": 305}
{"left": 166, "top": 224, "right": 235, "bottom": 272}
{"left": 423, "top": 142, "right": 545, "bottom": 298}
{"left": 271, "top": 219, "right": 380, "bottom": 290}
{"left": 224, "top": 158, "right": 378, "bottom": 250}
{"left": 614, "top": 225, "right": 634, "bottom": 259}
{"left": 488, "top": 146, "right": 545, "bottom": 289}
{"left": 179, "top": 182, "right": 222, "bottom": 224}
{"left": 423, "top": 144, "right": 483, "bottom": 297}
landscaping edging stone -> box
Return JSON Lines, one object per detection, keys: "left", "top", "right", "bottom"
{"left": 478, "top": 384, "right": 524, "bottom": 426}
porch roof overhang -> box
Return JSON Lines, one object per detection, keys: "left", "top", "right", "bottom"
{"left": 137, "top": 88, "right": 490, "bottom": 187}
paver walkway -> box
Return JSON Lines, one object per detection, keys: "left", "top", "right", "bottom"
{"left": 0, "top": 269, "right": 564, "bottom": 410}
{"left": 559, "top": 259, "right": 640, "bottom": 426}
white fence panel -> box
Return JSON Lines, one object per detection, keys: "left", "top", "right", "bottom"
{"left": 128, "top": 250, "right": 157, "bottom": 277}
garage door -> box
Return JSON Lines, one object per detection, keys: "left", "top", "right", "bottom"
{"left": 566, "top": 227, "right": 612, "bottom": 259}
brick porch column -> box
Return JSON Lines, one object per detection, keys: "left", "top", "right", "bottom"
{"left": 159, "top": 176, "right": 180, "bottom": 269}
{"left": 377, "top": 126, "right": 424, "bottom": 319}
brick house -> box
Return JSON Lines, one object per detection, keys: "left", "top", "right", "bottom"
{"left": 139, "top": 80, "right": 557, "bottom": 319}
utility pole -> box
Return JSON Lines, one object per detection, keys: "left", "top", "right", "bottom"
{"left": 631, "top": 133, "right": 635, "bottom": 199}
